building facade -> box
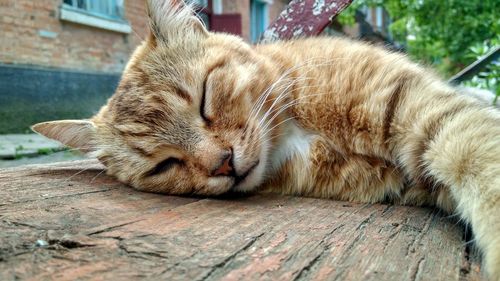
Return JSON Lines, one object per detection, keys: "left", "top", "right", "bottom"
{"left": 0, "top": 0, "right": 287, "bottom": 133}
{"left": 0, "top": 0, "right": 287, "bottom": 74}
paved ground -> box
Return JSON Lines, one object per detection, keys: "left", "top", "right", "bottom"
{"left": 0, "top": 150, "right": 86, "bottom": 168}
{"left": 0, "top": 134, "right": 85, "bottom": 168}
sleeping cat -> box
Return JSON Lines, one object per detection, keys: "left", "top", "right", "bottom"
{"left": 32, "top": 0, "right": 500, "bottom": 279}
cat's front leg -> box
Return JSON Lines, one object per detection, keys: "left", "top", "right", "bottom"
{"left": 427, "top": 155, "right": 500, "bottom": 280}
{"left": 403, "top": 104, "right": 500, "bottom": 280}
{"left": 440, "top": 168, "right": 500, "bottom": 280}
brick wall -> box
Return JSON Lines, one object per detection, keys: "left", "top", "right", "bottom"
{"left": 0, "top": 0, "right": 289, "bottom": 133}
{"left": 0, "top": 0, "right": 287, "bottom": 74}
{"left": 0, "top": 0, "right": 148, "bottom": 73}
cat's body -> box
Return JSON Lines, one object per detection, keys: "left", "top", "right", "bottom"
{"left": 32, "top": 1, "right": 500, "bottom": 279}
{"left": 252, "top": 37, "right": 485, "bottom": 211}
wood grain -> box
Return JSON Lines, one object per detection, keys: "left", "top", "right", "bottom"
{"left": 0, "top": 160, "right": 484, "bottom": 280}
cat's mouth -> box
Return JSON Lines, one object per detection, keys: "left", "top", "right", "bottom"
{"left": 231, "top": 160, "right": 260, "bottom": 190}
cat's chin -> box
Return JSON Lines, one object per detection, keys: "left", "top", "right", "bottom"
{"left": 231, "top": 158, "right": 266, "bottom": 193}
{"left": 231, "top": 133, "right": 271, "bottom": 193}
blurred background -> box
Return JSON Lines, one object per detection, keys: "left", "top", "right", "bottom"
{"left": 0, "top": 0, "right": 498, "bottom": 167}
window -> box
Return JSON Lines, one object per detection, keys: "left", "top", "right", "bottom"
{"left": 375, "top": 7, "right": 383, "bottom": 31}
{"left": 60, "top": 0, "right": 131, "bottom": 34}
{"left": 250, "top": 0, "right": 269, "bottom": 43}
{"left": 63, "top": 0, "right": 125, "bottom": 20}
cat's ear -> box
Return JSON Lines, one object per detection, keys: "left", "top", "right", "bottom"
{"left": 146, "top": 0, "right": 208, "bottom": 43}
{"left": 31, "top": 120, "right": 97, "bottom": 153}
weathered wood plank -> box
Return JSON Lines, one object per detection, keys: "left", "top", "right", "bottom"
{"left": 0, "top": 160, "right": 483, "bottom": 280}
{"left": 261, "top": 0, "right": 354, "bottom": 43}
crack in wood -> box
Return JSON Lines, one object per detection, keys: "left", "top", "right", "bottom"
{"left": 0, "top": 241, "right": 49, "bottom": 262}
{"left": 156, "top": 252, "right": 198, "bottom": 277}
{"left": 381, "top": 205, "right": 394, "bottom": 216}
{"left": 48, "top": 238, "right": 96, "bottom": 249}
{"left": 335, "top": 230, "right": 365, "bottom": 278}
{"left": 118, "top": 242, "right": 170, "bottom": 259}
{"left": 355, "top": 211, "right": 378, "bottom": 231}
{"left": 459, "top": 229, "right": 474, "bottom": 281}
{"left": 87, "top": 219, "right": 143, "bottom": 236}
{"left": 410, "top": 257, "right": 426, "bottom": 281}
{"left": 292, "top": 224, "right": 346, "bottom": 281}
{"left": 1, "top": 220, "right": 53, "bottom": 230}
{"left": 197, "top": 232, "right": 266, "bottom": 281}
{"left": 382, "top": 224, "right": 403, "bottom": 252}
{"left": 405, "top": 211, "right": 434, "bottom": 257}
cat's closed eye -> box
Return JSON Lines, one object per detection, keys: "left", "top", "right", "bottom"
{"left": 146, "top": 157, "right": 184, "bottom": 177}
{"left": 200, "top": 78, "right": 212, "bottom": 125}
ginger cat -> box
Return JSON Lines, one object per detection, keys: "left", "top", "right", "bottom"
{"left": 32, "top": 1, "right": 500, "bottom": 279}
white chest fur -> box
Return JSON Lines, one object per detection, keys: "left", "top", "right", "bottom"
{"left": 269, "top": 121, "right": 313, "bottom": 173}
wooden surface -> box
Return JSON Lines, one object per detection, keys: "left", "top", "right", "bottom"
{"left": 0, "top": 160, "right": 484, "bottom": 280}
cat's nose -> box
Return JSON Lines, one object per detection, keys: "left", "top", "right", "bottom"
{"left": 211, "top": 150, "right": 233, "bottom": 176}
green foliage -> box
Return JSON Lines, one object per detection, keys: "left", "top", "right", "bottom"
{"left": 461, "top": 39, "right": 500, "bottom": 105}
{"left": 37, "top": 148, "right": 55, "bottom": 155}
{"left": 338, "top": 0, "right": 500, "bottom": 75}
{"left": 14, "top": 145, "right": 25, "bottom": 159}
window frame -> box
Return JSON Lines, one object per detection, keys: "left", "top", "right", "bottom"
{"left": 250, "top": 0, "right": 270, "bottom": 43}
{"left": 60, "top": 0, "right": 131, "bottom": 34}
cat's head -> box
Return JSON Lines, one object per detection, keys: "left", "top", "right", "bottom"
{"left": 32, "top": 0, "right": 286, "bottom": 195}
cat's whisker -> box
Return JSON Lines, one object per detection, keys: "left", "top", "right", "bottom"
{"left": 253, "top": 60, "right": 341, "bottom": 127}
{"left": 248, "top": 75, "right": 290, "bottom": 117}
{"left": 260, "top": 91, "right": 329, "bottom": 134}
{"left": 62, "top": 165, "right": 99, "bottom": 184}
{"left": 257, "top": 76, "right": 315, "bottom": 104}
{"left": 247, "top": 57, "right": 344, "bottom": 130}
{"left": 259, "top": 99, "right": 324, "bottom": 142}
{"left": 259, "top": 116, "right": 297, "bottom": 141}
{"left": 258, "top": 102, "right": 320, "bottom": 143}
{"left": 260, "top": 132, "right": 290, "bottom": 147}
{"left": 56, "top": 149, "right": 124, "bottom": 186}
{"left": 90, "top": 169, "right": 107, "bottom": 183}
{"left": 256, "top": 78, "right": 302, "bottom": 128}
{"left": 130, "top": 27, "right": 145, "bottom": 42}
{"left": 246, "top": 75, "right": 296, "bottom": 130}
{"left": 266, "top": 133, "right": 288, "bottom": 143}
{"left": 246, "top": 59, "right": 337, "bottom": 129}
